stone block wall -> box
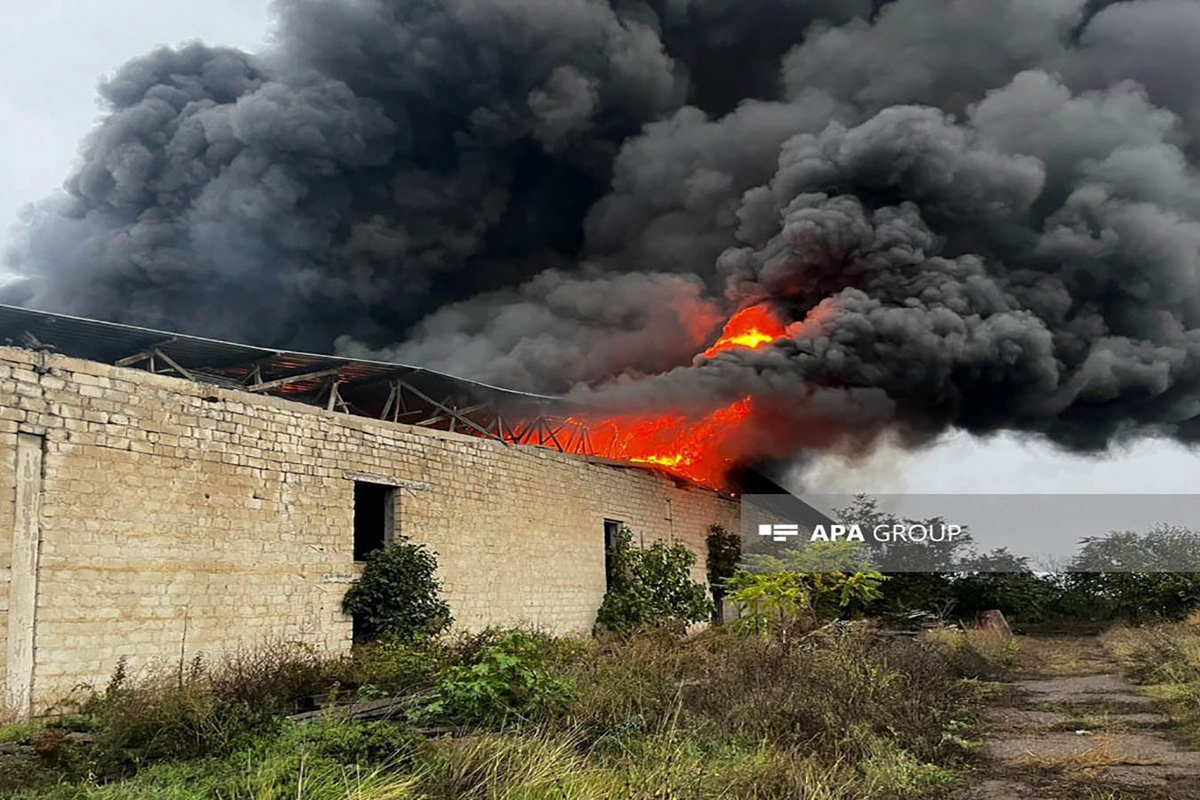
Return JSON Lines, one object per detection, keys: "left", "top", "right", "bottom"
{"left": 0, "top": 345, "right": 739, "bottom": 714}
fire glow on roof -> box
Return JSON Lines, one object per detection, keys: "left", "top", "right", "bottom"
{"left": 0, "top": 303, "right": 725, "bottom": 491}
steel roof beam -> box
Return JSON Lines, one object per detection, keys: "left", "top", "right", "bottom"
{"left": 245, "top": 367, "right": 342, "bottom": 392}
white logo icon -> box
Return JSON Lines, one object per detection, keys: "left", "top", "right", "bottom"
{"left": 758, "top": 523, "right": 800, "bottom": 542}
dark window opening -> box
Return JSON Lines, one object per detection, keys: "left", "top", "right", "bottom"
{"left": 603, "top": 519, "right": 622, "bottom": 590}
{"left": 354, "top": 482, "right": 395, "bottom": 561}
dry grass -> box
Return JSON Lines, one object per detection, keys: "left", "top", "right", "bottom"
{"left": 1105, "top": 622, "right": 1200, "bottom": 686}
{"left": 921, "top": 627, "right": 1019, "bottom": 664}
{"left": 561, "top": 625, "right": 1011, "bottom": 764}
{"left": 1103, "top": 618, "right": 1200, "bottom": 749}
{"left": 1014, "top": 735, "right": 1167, "bottom": 772}
{"left": 1016, "top": 638, "right": 1097, "bottom": 676}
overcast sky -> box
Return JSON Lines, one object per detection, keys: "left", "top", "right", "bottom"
{"left": 4, "top": 1, "right": 1200, "bottom": 496}
{"left": 0, "top": 1, "right": 270, "bottom": 265}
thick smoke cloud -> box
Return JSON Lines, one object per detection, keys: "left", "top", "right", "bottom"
{"left": 10, "top": 0, "right": 1200, "bottom": 454}
{"left": 337, "top": 268, "right": 721, "bottom": 392}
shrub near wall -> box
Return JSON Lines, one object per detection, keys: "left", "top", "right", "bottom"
{"left": 342, "top": 540, "right": 453, "bottom": 642}
{"left": 595, "top": 526, "right": 711, "bottom": 633}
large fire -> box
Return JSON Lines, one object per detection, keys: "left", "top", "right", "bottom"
{"left": 571, "top": 396, "right": 755, "bottom": 486}
{"left": 514, "top": 305, "right": 791, "bottom": 489}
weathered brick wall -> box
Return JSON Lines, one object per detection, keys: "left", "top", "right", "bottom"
{"left": 0, "top": 366, "right": 13, "bottom": 699}
{"left": 0, "top": 346, "right": 739, "bottom": 712}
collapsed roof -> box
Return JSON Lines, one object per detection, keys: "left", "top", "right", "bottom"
{"left": 0, "top": 302, "right": 583, "bottom": 451}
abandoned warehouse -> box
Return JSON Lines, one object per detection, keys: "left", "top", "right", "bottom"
{"left": 0, "top": 305, "right": 740, "bottom": 716}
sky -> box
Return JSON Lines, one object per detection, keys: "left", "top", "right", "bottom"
{"left": 0, "top": 0, "right": 271, "bottom": 273}
{"left": 794, "top": 430, "right": 1200, "bottom": 495}
{"left": 4, "top": 0, "right": 1200, "bottom": 496}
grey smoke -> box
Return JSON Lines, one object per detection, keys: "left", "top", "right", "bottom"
{"left": 9, "top": 0, "right": 1200, "bottom": 457}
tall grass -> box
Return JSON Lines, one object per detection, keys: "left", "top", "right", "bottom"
{"left": 20, "top": 726, "right": 956, "bottom": 800}
{"left": 8, "top": 625, "right": 1014, "bottom": 800}
{"left": 16, "top": 717, "right": 418, "bottom": 800}
{"left": 1105, "top": 611, "right": 1200, "bottom": 685}
{"left": 564, "top": 625, "right": 1008, "bottom": 763}
{"left": 1104, "top": 611, "right": 1200, "bottom": 746}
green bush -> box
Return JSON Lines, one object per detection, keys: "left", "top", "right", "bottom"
{"left": 726, "top": 571, "right": 806, "bottom": 639}
{"left": 411, "top": 630, "right": 576, "bottom": 728}
{"left": 342, "top": 539, "right": 453, "bottom": 642}
{"left": 298, "top": 716, "right": 421, "bottom": 765}
{"left": 949, "top": 572, "right": 1060, "bottom": 623}
{"left": 595, "top": 526, "right": 712, "bottom": 634}
{"left": 869, "top": 572, "right": 956, "bottom": 616}
{"left": 327, "top": 636, "right": 443, "bottom": 696}
{"left": 727, "top": 567, "right": 886, "bottom": 639}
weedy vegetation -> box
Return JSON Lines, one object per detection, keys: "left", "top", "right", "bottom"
{"left": 13, "top": 513, "right": 1200, "bottom": 798}
{"left": 0, "top": 527, "right": 1019, "bottom": 800}
{"left": 1104, "top": 610, "right": 1200, "bottom": 748}
{"left": 0, "top": 625, "right": 1012, "bottom": 800}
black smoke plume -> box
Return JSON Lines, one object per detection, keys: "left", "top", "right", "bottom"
{"left": 9, "top": 0, "right": 1200, "bottom": 454}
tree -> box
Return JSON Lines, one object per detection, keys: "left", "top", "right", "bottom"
{"left": 726, "top": 563, "right": 886, "bottom": 642}
{"left": 833, "top": 495, "right": 962, "bottom": 615}
{"left": 1066, "top": 525, "right": 1200, "bottom": 622}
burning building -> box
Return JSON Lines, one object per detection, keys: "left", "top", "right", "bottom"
{"left": 7, "top": 0, "right": 1200, "bottom": 711}
{"left": 0, "top": 304, "right": 739, "bottom": 716}
{"left": 9, "top": 0, "right": 1200, "bottom": 466}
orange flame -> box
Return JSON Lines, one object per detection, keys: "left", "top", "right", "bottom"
{"left": 700, "top": 304, "right": 788, "bottom": 358}
{"left": 511, "top": 305, "right": 792, "bottom": 488}
{"left": 588, "top": 397, "right": 754, "bottom": 486}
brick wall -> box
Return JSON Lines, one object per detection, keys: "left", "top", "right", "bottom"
{"left": 0, "top": 346, "right": 739, "bottom": 713}
{"left": 0, "top": 371, "right": 13, "bottom": 700}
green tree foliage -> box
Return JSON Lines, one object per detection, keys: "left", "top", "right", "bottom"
{"left": 342, "top": 539, "right": 452, "bottom": 642}
{"left": 596, "top": 526, "right": 712, "bottom": 633}
{"left": 728, "top": 543, "right": 886, "bottom": 640}
{"left": 832, "top": 495, "right": 962, "bottom": 615}
{"left": 744, "top": 540, "right": 877, "bottom": 575}
{"left": 830, "top": 501, "right": 1200, "bottom": 623}
{"left": 726, "top": 571, "right": 809, "bottom": 639}
{"left": 939, "top": 548, "right": 1054, "bottom": 623}
{"left": 950, "top": 572, "right": 1059, "bottom": 623}
{"left": 1067, "top": 525, "right": 1200, "bottom": 622}
{"left": 834, "top": 495, "right": 1064, "bottom": 622}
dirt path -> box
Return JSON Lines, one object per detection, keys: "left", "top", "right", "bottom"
{"left": 964, "top": 635, "right": 1200, "bottom": 800}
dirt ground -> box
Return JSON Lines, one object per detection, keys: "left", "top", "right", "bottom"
{"left": 962, "top": 635, "right": 1200, "bottom": 800}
